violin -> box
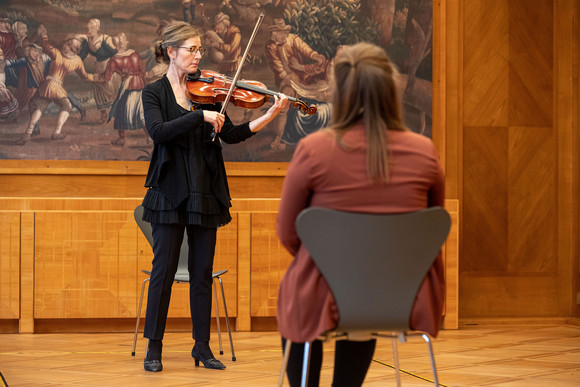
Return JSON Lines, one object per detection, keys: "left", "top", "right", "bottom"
{"left": 186, "top": 70, "right": 317, "bottom": 115}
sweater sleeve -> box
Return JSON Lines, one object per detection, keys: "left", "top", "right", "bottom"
{"left": 217, "top": 110, "right": 254, "bottom": 144}
{"left": 142, "top": 82, "right": 204, "bottom": 143}
{"left": 276, "top": 139, "right": 314, "bottom": 255}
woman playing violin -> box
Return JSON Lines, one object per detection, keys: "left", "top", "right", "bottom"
{"left": 140, "top": 20, "right": 288, "bottom": 373}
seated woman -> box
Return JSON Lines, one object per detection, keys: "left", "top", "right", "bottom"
{"left": 276, "top": 42, "right": 445, "bottom": 387}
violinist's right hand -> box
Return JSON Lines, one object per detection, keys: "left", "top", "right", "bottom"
{"left": 203, "top": 110, "right": 225, "bottom": 134}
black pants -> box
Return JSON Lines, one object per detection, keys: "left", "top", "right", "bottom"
{"left": 282, "top": 338, "right": 377, "bottom": 387}
{"left": 143, "top": 223, "right": 217, "bottom": 341}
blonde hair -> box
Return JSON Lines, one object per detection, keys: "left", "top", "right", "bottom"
{"left": 154, "top": 20, "right": 202, "bottom": 63}
{"left": 330, "top": 42, "right": 407, "bottom": 184}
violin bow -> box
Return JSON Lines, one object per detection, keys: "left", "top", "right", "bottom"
{"left": 213, "top": 13, "right": 265, "bottom": 140}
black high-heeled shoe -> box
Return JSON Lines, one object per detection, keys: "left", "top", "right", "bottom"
{"left": 144, "top": 359, "right": 163, "bottom": 372}
{"left": 191, "top": 347, "right": 226, "bottom": 370}
{"left": 144, "top": 339, "right": 163, "bottom": 372}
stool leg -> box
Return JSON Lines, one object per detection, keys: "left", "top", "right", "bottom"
{"left": 212, "top": 277, "right": 224, "bottom": 355}
{"left": 392, "top": 338, "right": 401, "bottom": 387}
{"left": 278, "top": 339, "right": 292, "bottom": 387}
{"left": 217, "top": 275, "right": 236, "bottom": 361}
{"left": 300, "top": 342, "right": 311, "bottom": 387}
{"left": 132, "top": 277, "right": 149, "bottom": 356}
{"left": 421, "top": 333, "right": 439, "bottom": 386}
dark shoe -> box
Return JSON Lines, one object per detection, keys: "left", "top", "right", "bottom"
{"left": 15, "top": 133, "right": 30, "bottom": 146}
{"left": 31, "top": 125, "right": 40, "bottom": 137}
{"left": 80, "top": 109, "right": 87, "bottom": 121}
{"left": 191, "top": 347, "right": 226, "bottom": 370}
{"left": 111, "top": 137, "right": 125, "bottom": 146}
{"left": 51, "top": 132, "right": 67, "bottom": 140}
{"left": 143, "top": 359, "right": 163, "bottom": 372}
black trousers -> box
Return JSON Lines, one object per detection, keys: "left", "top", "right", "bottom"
{"left": 282, "top": 338, "right": 376, "bottom": 387}
{"left": 143, "top": 223, "right": 217, "bottom": 341}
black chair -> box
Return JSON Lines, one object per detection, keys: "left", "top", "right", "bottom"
{"left": 131, "top": 205, "right": 236, "bottom": 361}
{"left": 278, "top": 206, "right": 451, "bottom": 387}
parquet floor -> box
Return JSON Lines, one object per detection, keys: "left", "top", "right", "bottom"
{"left": 1, "top": 323, "right": 580, "bottom": 386}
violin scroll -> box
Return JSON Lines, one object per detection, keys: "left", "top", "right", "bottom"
{"left": 292, "top": 100, "right": 317, "bottom": 115}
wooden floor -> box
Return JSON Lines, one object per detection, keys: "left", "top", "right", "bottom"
{"left": 1, "top": 323, "right": 580, "bottom": 386}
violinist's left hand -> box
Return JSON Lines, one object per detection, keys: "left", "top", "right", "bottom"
{"left": 266, "top": 94, "right": 289, "bottom": 119}
{"left": 248, "top": 94, "right": 289, "bottom": 133}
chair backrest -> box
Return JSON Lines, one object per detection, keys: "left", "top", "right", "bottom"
{"left": 295, "top": 206, "right": 451, "bottom": 333}
{"left": 134, "top": 205, "right": 189, "bottom": 279}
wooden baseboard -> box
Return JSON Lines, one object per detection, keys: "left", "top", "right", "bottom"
{"left": 250, "top": 317, "right": 278, "bottom": 331}
{"left": 32, "top": 317, "right": 238, "bottom": 333}
{"left": 22, "top": 317, "right": 279, "bottom": 333}
{"left": 11, "top": 317, "right": 578, "bottom": 334}
{"left": 0, "top": 319, "right": 19, "bottom": 333}
{"left": 565, "top": 317, "right": 580, "bottom": 326}
{"left": 459, "top": 317, "right": 570, "bottom": 326}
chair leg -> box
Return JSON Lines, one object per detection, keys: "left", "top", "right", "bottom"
{"left": 392, "top": 338, "right": 401, "bottom": 387}
{"left": 278, "top": 339, "right": 292, "bottom": 387}
{"left": 300, "top": 341, "right": 312, "bottom": 387}
{"left": 421, "top": 333, "right": 439, "bottom": 386}
{"left": 132, "top": 277, "right": 149, "bottom": 356}
{"left": 212, "top": 278, "right": 224, "bottom": 355}
{"left": 217, "top": 275, "right": 236, "bottom": 361}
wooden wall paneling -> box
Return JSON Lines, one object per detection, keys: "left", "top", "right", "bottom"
{"left": 437, "top": 1, "right": 463, "bottom": 326}
{"left": 230, "top": 198, "right": 282, "bottom": 212}
{"left": 432, "top": 0, "right": 445, "bottom": 170}
{"left": 508, "top": 127, "right": 556, "bottom": 273}
{"left": 20, "top": 212, "right": 34, "bottom": 333}
{"left": 236, "top": 212, "right": 252, "bottom": 331}
{"left": 0, "top": 213, "right": 21, "bottom": 320}
{"left": 0, "top": 184, "right": 460, "bottom": 331}
{"left": 0, "top": 175, "right": 148, "bottom": 198}
{"left": 136, "top": 226, "right": 152, "bottom": 319}
{"left": 133, "top": 213, "right": 240, "bottom": 323}
{"left": 165, "top": 283, "right": 189, "bottom": 318}
{"left": 508, "top": 0, "right": 553, "bottom": 127}
{"left": 438, "top": 0, "right": 462, "bottom": 200}
{"left": 249, "top": 213, "right": 292, "bottom": 317}
{"left": 462, "top": 126, "right": 508, "bottom": 273}
{"left": 434, "top": 0, "right": 463, "bottom": 326}
{"left": 34, "top": 211, "right": 138, "bottom": 319}
{"left": 459, "top": 0, "right": 567, "bottom": 319}
{"left": 575, "top": 0, "right": 580, "bottom": 318}
{"left": 0, "top": 197, "right": 143, "bottom": 212}
{"left": 442, "top": 200, "right": 459, "bottom": 329}
{"left": 2, "top": 0, "right": 579, "bottom": 326}
{"left": 227, "top": 176, "right": 285, "bottom": 199}
{"left": 219, "top": 162, "right": 287, "bottom": 199}
{"left": 460, "top": 275, "right": 559, "bottom": 317}
{"left": 214, "top": 214, "right": 239, "bottom": 318}
{"left": 554, "top": 0, "right": 578, "bottom": 316}
{"left": 0, "top": 160, "right": 147, "bottom": 175}
{"left": 463, "top": 0, "right": 508, "bottom": 127}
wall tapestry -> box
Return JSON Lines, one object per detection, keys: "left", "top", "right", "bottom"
{"left": 0, "top": 0, "right": 432, "bottom": 162}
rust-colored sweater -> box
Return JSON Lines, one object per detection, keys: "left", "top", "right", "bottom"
{"left": 276, "top": 125, "right": 446, "bottom": 342}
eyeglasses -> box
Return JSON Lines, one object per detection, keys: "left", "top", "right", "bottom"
{"left": 178, "top": 46, "right": 206, "bottom": 56}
